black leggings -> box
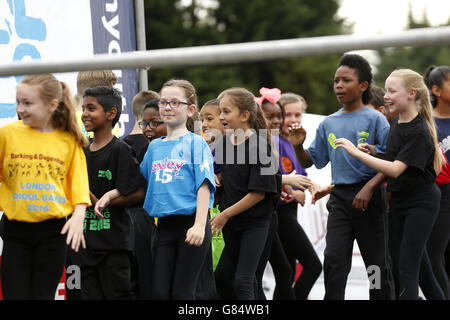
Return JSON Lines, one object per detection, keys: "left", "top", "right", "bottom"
{"left": 216, "top": 219, "right": 270, "bottom": 300}
{"left": 277, "top": 202, "right": 322, "bottom": 300}
{"left": 151, "top": 214, "right": 211, "bottom": 300}
{"left": 390, "top": 183, "right": 444, "bottom": 300}
{"left": 0, "top": 215, "right": 67, "bottom": 300}
{"left": 419, "top": 183, "right": 450, "bottom": 299}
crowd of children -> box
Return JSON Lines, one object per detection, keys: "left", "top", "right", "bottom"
{"left": 0, "top": 53, "right": 449, "bottom": 300}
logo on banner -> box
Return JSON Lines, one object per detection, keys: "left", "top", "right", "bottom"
{"left": 0, "top": 0, "right": 47, "bottom": 120}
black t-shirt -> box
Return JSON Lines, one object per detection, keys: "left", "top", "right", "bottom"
{"left": 122, "top": 134, "right": 148, "bottom": 162}
{"left": 386, "top": 114, "right": 436, "bottom": 192}
{"left": 76, "top": 137, "right": 146, "bottom": 266}
{"left": 215, "top": 133, "right": 281, "bottom": 227}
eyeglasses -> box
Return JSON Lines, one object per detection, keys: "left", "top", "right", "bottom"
{"left": 138, "top": 120, "right": 165, "bottom": 130}
{"left": 158, "top": 99, "right": 190, "bottom": 109}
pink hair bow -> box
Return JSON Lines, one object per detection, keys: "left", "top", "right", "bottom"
{"left": 255, "top": 87, "right": 281, "bottom": 106}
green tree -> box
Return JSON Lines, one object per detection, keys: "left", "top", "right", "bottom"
{"left": 375, "top": 9, "right": 450, "bottom": 86}
{"left": 144, "top": 0, "right": 348, "bottom": 115}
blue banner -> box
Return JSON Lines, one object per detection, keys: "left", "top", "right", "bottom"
{"left": 90, "top": 0, "right": 138, "bottom": 137}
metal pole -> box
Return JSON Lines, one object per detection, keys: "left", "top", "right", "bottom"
{"left": 1, "top": 26, "right": 450, "bottom": 76}
{"left": 134, "top": 0, "right": 148, "bottom": 91}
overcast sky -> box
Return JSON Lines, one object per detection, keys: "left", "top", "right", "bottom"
{"left": 337, "top": 0, "right": 450, "bottom": 34}
{"left": 336, "top": 0, "right": 450, "bottom": 67}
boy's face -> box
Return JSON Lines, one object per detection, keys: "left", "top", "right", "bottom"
{"left": 142, "top": 107, "right": 167, "bottom": 143}
{"left": 81, "top": 96, "right": 115, "bottom": 132}
{"left": 334, "top": 66, "right": 368, "bottom": 107}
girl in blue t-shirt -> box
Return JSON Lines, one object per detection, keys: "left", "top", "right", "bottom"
{"left": 140, "top": 79, "right": 216, "bottom": 300}
{"left": 289, "top": 54, "right": 394, "bottom": 300}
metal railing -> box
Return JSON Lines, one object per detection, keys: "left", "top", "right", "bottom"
{"left": 0, "top": 26, "right": 449, "bottom": 76}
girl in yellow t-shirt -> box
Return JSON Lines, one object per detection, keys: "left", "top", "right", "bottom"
{"left": 0, "top": 74, "right": 91, "bottom": 300}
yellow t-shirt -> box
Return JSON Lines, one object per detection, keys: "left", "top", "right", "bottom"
{"left": 0, "top": 121, "right": 91, "bottom": 222}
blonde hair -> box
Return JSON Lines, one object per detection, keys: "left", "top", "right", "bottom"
{"left": 389, "top": 69, "right": 445, "bottom": 171}
{"left": 278, "top": 92, "right": 307, "bottom": 112}
{"left": 132, "top": 90, "right": 159, "bottom": 122}
{"left": 21, "top": 74, "right": 88, "bottom": 147}
{"left": 75, "top": 70, "right": 118, "bottom": 105}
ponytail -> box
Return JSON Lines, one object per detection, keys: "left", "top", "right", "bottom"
{"left": 52, "top": 82, "right": 88, "bottom": 147}
{"left": 417, "top": 86, "right": 446, "bottom": 172}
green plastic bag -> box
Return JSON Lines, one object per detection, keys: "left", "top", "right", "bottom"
{"left": 210, "top": 205, "right": 225, "bottom": 271}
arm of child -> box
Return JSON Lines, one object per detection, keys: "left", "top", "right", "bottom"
{"left": 289, "top": 126, "right": 314, "bottom": 168}
{"left": 94, "top": 189, "right": 121, "bottom": 218}
{"left": 335, "top": 138, "right": 407, "bottom": 178}
{"left": 311, "top": 184, "right": 334, "bottom": 204}
{"left": 185, "top": 181, "right": 211, "bottom": 247}
{"left": 210, "top": 191, "right": 265, "bottom": 236}
{"left": 282, "top": 170, "right": 312, "bottom": 190}
{"left": 61, "top": 203, "right": 87, "bottom": 252}
{"left": 353, "top": 172, "right": 386, "bottom": 211}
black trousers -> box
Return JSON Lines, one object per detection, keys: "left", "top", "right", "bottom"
{"left": 277, "top": 202, "right": 322, "bottom": 300}
{"left": 0, "top": 215, "right": 67, "bottom": 300}
{"left": 324, "top": 182, "right": 394, "bottom": 300}
{"left": 151, "top": 214, "right": 212, "bottom": 300}
{"left": 390, "top": 183, "right": 444, "bottom": 300}
{"left": 80, "top": 251, "right": 134, "bottom": 300}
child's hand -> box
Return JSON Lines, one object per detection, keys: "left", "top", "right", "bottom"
{"left": 311, "top": 184, "right": 334, "bottom": 204}
{"left": 357, "top": 143, "right": 376, "bottom": 156}
{"left": 335, "top": 138, "right": 359, "bottom": 157}
{"left": 94, "top": 194, "right": 110, "bottom": 219}
{"left": 61, "top": 205, "right": 86, "bottom": 252}
{"left": 352, "top": 184, "right": 374, "bottom": 212}
{"left": 291, "top": 189, "right": 306, "bottom": 206}
{"left": 185, "top": 223, "right": 205, "bottom": 246}
{"left": 215, "top": 173, "right": 222, "bottom": 188}
{"left": 210, "top": 211, "right": 229, "bottom": 236}
{"left": 280, "top": 185, "right": 294, "bottom": 203}
{"left": 284, "top": 170, "right": 312, "bottom": 190}
{"left": 287, "top": 123, "right": 306, "bottom": 147}
{"left": 94, "top": 189, "right": 120, "bottom": 218}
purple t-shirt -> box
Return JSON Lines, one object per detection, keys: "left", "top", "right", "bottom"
{"left": 274, "top": 135, "right": 307, "bottom": 205}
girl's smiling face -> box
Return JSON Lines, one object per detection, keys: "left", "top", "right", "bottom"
{"left": 200, "top": 104, "right": 224, "bottom": 145}
{"left": 159, "top": 86, "right": 194, "bottom": 128}
{"left": 16, "top": 83, "right": 57, "bottom": 131}
{"left": 282, "top": 102, "right": 303, "bottom": 136}
{"left": 261, "top": 102, "right": 283, "bottom": 131}
{"left": 384, "top": 76, "right": 415, "bottom": 114}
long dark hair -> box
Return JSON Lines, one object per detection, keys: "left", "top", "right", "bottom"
{"left": 424, "top": 65, "right": 450, "bottom": 108}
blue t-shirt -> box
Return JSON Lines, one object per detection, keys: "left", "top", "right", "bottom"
{"left": 140, "top": 132, "right": 216, "bottom": 218}
{"left": 306, "top": 106, "right": 390, "bottom": 185}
